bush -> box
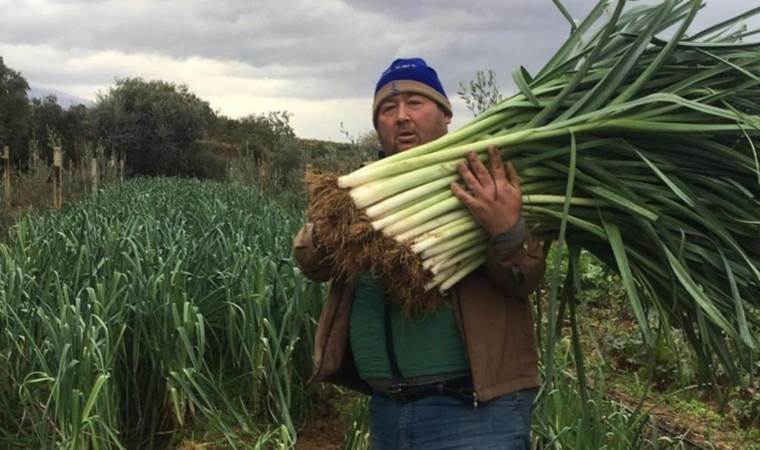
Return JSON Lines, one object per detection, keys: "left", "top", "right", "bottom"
{"left": 188, "top": 140, "right": 237, "bottom": 180}
{"left": 189, "top": 149, "right": 228, "bottom": 180}
{"left": 92, "top": 78, "right": 214, "bottom": 177}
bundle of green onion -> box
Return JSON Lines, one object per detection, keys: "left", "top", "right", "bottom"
{"left": 307, "top": 0, "right": 760, "bottom": 361}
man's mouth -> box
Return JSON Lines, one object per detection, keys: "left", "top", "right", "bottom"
{"left": 397, "top": 132, "right": 418, "bottom": 144}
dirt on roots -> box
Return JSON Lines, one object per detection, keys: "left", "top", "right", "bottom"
{"left": 306, "top": 170, "right": 445, "bottom": 315}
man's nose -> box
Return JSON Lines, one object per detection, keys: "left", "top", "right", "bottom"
{"left": 396, "top": 102, "right": 411, "bottom": 122}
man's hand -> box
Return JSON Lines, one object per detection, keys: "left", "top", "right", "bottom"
{"left": 451, "top": 146, "right": 522, "bottom": 237}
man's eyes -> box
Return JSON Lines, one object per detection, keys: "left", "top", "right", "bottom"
{"left": 380, "top": 96, "right": 424, "bottom": 114}
{"left": 381, "top": 103, "right": 397, "bottom": 114}
{"left": 407, "top": 97, "right": 425, "bottom": 106}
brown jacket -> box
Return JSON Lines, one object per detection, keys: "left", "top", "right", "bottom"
{"left": 292, "top": 222, "right": 546, "bottom": 402}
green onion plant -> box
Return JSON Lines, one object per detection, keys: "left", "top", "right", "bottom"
{"left": 307, "top": 0, "right": 760, "bottom": 383}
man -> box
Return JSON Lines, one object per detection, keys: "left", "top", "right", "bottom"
{"left": 293, "top": 58, "right": 545, "bottom": 449}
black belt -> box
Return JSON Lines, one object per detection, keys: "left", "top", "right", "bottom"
{"left": 375, "top": 376, "right": 478, "bottom": 407}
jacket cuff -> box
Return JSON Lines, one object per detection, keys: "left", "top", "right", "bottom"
{"left": 489, "top": 216, "right": 526, "bottom": 258}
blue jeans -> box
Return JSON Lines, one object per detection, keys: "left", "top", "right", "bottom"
{"left": 369, "top": 388, "right": 537, "bottom": 450}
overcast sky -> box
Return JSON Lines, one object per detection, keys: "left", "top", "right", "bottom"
{"left": 1, "top": 0, "right": 757, "bottom": 141}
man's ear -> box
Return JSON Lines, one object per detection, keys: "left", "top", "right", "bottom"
{"left": 444, "top": 113, "right": 453, "bottom": 126}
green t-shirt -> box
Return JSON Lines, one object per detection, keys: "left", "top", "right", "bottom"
{"left": 348, "top": 273, "right": 470, "bottom": 381}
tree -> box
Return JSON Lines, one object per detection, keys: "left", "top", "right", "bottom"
{"left": 239, "top": 111, "right": 295, "bottom": 160}
{"left": 28, "top": 95, "right": 64, "bottom": 162}
{"left": 60, "top": 104, "right": 95, "bottom": 164}
{"left": 24, "top": 96, "right": 95, "bottom": 167}
{"left": 458, "top": 69, "right": 503, "bottom": 116}
{"left": 92, "top": 78, "right": 214, "bottom": 176}
{"left": 0, "top": 57, "right": 31, "bottom": 160}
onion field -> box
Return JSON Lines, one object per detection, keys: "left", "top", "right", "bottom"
{"left": 0, "top": 179, "right": 322, "bottom": 449}
{"left": 1, "top": 178, "right": 756, "bottom": 449}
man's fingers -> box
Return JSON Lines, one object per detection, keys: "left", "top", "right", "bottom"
{"left": 451, "top": 181, "right": 476, "bottom": 206}
{"left": 505, "top": 161, "right": 521, "bottom": 190}
{"left": 488, "top": 147, "right": 510, "bottom": 191}
{"left": 457, "top": 161, "right": 486, "bottom": 198}
{"left": 467, "top": 152, "right": 494, "bottom": 191}
{"left": 488, "top": 147, "right": 504, "bottom": 175}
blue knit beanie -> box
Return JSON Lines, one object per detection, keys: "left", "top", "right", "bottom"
{"left": 373, "top": 58, "right": 452, "bottom": 125}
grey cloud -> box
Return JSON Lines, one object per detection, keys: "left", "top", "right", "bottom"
{"left": 1, "top": 0, "right": 758, "bottom": 104}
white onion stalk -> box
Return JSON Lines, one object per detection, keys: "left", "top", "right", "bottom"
{"left": 430, "top": 243, "right": 489, "bottom": 275}
{"left": 396, "top": 210, "right": 472, "bottom": 242}
{"left": 411, "top": 219, "right": 480, "bottom": 254}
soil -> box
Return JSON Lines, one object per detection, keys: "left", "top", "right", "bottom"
{"left": 294, "top": 413, "right": 344, "bottom": 450}
{"left": 608, "top": 387, "right": 743, "bottom": 450}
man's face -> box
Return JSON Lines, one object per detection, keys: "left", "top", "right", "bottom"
{"left": 375, "top": 93, "right": 451, "bottom": 156}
